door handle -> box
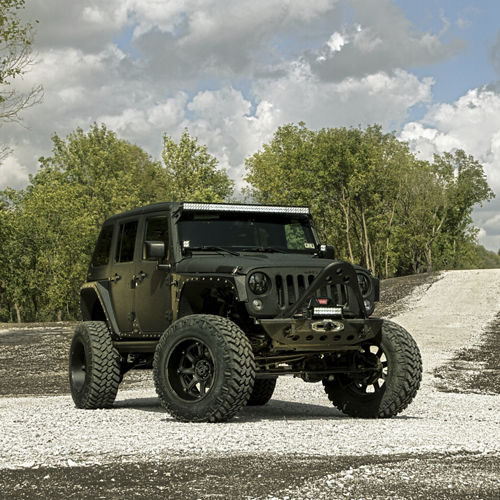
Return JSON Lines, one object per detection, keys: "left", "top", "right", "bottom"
{"left": 133, "top": 271, "right": 148, "bottom": 284}
{"left": 109, "top": 273, "right": 121, "bottom": 283}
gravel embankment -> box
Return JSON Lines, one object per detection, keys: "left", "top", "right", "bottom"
{"left": 1, "top": 269, "right": 499, "bottom": 499}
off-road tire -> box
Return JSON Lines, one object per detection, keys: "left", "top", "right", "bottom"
{"left": 246, "top": 378, "right": 277, "bottom": 406}
{"left": 153, "top": 314, "right": 255, "bottom": 422}
{"left": 323, "top": 320, "right": 422, "bottom": 418}
{"left": 69, "top": 321, "right": 121, "bottom": 409}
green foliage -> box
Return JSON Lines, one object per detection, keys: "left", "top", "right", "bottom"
{"left": 161, "top": 129, "right": 234, "bottom": 202}
{"left": 0, "top": 124, "right": 234, "bottom": 322}
{"left": 246, "top": 123, "right": 494, "bottom": 277}
{"left": 473, "top": 245, "right": 500, "bottom": 268}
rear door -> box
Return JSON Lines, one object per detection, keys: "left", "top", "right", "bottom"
{"left": 134, "top": 213, "right": 172, "bottom": 334}
{"left": 110, "top": 218, "right": 139, "bottom": 334}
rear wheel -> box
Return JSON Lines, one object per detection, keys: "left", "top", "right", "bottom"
{"left": 323, "top": 320, "right": 422, "bottom": 418}
{"left": 153, "top": 315, "right": 255, "bottom": 422}
{"left": 246, "top": 378, "right": 277, "bottom": 406}
{"left": 69, "top": 321, "right": 121, "bottom": 409}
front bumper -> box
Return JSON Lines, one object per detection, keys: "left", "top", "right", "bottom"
{"left": 258, "top": 316, "right": 383, "bottom": 352}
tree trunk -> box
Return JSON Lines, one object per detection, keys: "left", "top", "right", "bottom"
{"left": 14, "top": 302, "right": 21, "bottom": 323}
{"left": 361, "top": 210, "right": 375, "bottom": 274}
{"left": 384, "top": 204, "right": 397, "bottom": 278}
{"left": 57, "top": 309, "right": 62, "bottom": 322}
{"left": 340, "top": 189, "right": 354, "bottom": 262}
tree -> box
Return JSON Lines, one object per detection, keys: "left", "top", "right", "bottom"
{"left": 245, "top": 124, "right": 420, "bottom": 275}
{"left": 0, "top": 124, "right": 163, "bottom": 321}
{"left": 245, "top": 123, "right": 493, "bottom": 277}
{"left": 160, "top": 129, "right": 234, "bottom": 202}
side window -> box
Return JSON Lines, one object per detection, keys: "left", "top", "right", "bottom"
{"left": 115, "top": 221, "right": 138, "bottom": 263}
{"left": 144, "top": 215, "right": 169, "bottom": 260}
{"left": 91, "top": 225, "right": 114, "bottom": 267}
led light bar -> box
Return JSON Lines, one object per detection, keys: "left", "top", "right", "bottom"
{"left": 183, "top": 203, "right": 309, "bottom": 215}
{"left": 313, "top": 307, "right": 343, "bottom": 317}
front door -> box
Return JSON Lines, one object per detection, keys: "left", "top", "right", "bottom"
{"left": 134, "top": 214, "right": 172, "bottom": 334}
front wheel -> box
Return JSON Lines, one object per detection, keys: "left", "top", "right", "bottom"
{"left": 323, "top": 320, "right": 422, "bottom": 418}
{"left": 153, "top": 315, "right": 256, "bottom": 422}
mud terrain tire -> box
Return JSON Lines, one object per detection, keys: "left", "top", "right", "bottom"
{"left": 69, "top": 321, "right": 121, "bottom": 409}
{"left": 153, "top": 314, "right": 255, "bottom": 422}
{"left": 323, "top": 320, "right": 422, "bottom": 418}
{"left": 246, "top": 378, "right": 277, "bottom": 406}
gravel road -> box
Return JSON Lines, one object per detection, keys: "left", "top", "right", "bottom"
{"left": 1, "top": 270, "right": 499, "bottom": 499}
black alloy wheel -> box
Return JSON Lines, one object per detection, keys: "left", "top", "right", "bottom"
{"left": 154, "top": 314, "right": 255, "bottom": 422}
{"left": 168, "top": 338, "right": 216, "bottom": 401}
{"left": 323, "top": 320, "right": 422, "bottom": 418}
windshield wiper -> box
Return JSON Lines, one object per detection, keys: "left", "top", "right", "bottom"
{"left": 188, "top": 246, "right": 240, "bottom": 256}
{"left": 241, "top": 247, "right": 288, "bottom": 253}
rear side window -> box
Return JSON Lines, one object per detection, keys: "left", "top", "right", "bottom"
{"left": 91, "top": 225, "right": 113, "bottom": 267}
{"left": 116, "top": 221, "right": 138, "bottom": 262}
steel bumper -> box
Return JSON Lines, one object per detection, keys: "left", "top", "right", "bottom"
{"left": 259, "top": 317, "right": 383, "bottom": 352}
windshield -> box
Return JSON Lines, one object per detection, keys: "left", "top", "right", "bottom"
{"left": 178, "top": 212, "right": 317, "bottom": 253}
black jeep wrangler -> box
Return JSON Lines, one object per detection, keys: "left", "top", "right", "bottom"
{"left": 69, "top": 202, "right": 422, "bottom": 422}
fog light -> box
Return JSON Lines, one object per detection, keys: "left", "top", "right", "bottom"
{"left": 252, "top": 299, "right": 263, "bottom": 311}
{"left": 364, "top": 299, "right": 372, "bottom": 311}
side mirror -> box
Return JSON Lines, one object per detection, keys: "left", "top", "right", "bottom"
{"left": 320, "top": 244, "right": 335, "bottom": 259}
{"left": 144, "top": 240, "right": 166, "bottom": 260}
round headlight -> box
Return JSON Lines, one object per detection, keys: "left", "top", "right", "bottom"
{"left": 357, "top": 272, "right": 371, "bottom": 296}
{"left": 248, "top": 272, "right": 271, "bottom": 295}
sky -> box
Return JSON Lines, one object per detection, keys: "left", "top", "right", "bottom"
{"left": 2, "top": 0, "right": 500, "bottom": 251}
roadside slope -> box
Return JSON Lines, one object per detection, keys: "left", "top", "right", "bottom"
{"left": 392, "top": 269, "right": 500, "bottom": 375}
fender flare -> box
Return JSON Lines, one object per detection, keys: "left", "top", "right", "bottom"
{"left": 80, "top": 281, "right": 121, "bottom": 336}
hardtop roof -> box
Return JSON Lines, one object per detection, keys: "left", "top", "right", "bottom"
{"left": 102, "top": 202, "right": 310, "bottom": 224}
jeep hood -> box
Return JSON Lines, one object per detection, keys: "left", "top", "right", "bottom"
{"left": 174, "top": 252, "right": 334, "bottom": 275}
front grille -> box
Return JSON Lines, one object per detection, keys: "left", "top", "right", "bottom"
{"left": 275, "top": 272, "right": 347, "bottom": 309}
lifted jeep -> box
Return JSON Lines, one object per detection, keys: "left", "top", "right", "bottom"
{"left": 69, "top": 202, "right": 422, "bottom": 422}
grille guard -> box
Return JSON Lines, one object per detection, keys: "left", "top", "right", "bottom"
{"left": 258, "top": 261, "right": 382, "bottom": 352}
{"left": 278, "top": 261, "right": 366, "bottom": 319}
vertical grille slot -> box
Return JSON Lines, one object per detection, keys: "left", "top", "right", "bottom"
{"left": 286, "top": 275, "right": 296, "bottom": 304}
{"left": 276, "top": 275, "right": 284, "bottom": 307}
{"left": 274, "top": 271, "right": 349, "bottom": 309}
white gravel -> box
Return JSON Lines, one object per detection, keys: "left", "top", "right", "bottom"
{"left": 1, "top": 269, "right": 499, "bottom": 471}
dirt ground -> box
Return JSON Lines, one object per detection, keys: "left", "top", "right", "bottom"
{"left": 1, "top": 271, "right": 499, "bottom": 499}
{"left": 0, "top": 452, "right": 497, "bottom": 500}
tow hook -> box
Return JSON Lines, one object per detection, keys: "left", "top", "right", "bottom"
{"left": 311, "top": 319, "right": 344, "bottom": 333}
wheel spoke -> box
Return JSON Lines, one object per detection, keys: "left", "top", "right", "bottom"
{"left": 194, "top": 342, "right": 204, "bottom": 358}
{"left": 186, "top": 376, "right": 198, "bottom": 392}
{"left": 179, "top": 367, "right": 195, "bottom": 375}
{"left": 199, "top": 379, "right": 207, "bottom": 395}
{"left": 184, "top": 351, "right": 196, "bottom": 363}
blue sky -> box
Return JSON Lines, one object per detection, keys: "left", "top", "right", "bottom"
{"left": 2, "top": 0, "right": 500, "bottom": 251}
{"left": 402, "top": 0, "right": 499, "bottom": 101}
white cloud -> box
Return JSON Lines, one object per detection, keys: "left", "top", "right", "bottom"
{"left": 0, "top": 154, "right": 30, "bottom": 189}
{"left": 327, "top": 32, "right": 347, "bottom": 52}
{"left": 253, "top": 62, "right": 433, "bottom": 130}
{"left": 2, "top": 0, "right": 475, "bottom": 227}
